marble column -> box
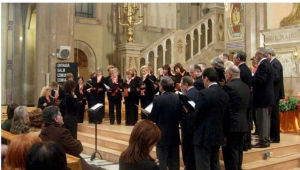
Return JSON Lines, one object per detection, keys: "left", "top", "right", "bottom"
{"left": 119, "top": 43, "right": 144, "bottom": 78}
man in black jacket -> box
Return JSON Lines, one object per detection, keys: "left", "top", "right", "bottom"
{"left": 252, "top": 47, "right": 275, "bottom": 148}
{"left": 189, "top": 64, "right": 205, "bottom": 91}
{"left": 149, "top": 76, "right": 182, "bottom": 170}
{"left": 193, "top": 68, "right": 230, "bottom": 170}
{"left": 222, "top": 65, "right": 249, "bottom": 170}
{"left": 267, "top": 48, "right": 285, "bottom": 143}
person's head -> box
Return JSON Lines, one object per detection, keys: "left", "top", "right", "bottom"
{"left": 7, "top": 103, "right": 19, "bottom": 119}
{"left": 96, "top": 67, "right": 103, "bottom": 76}
{"left": 77, "top": 76, "right": 84, "bottom": 85}
{"left": 90, "top": 71, "right": 97, "bottom": 79}
{"left": 42, "top": 106, "right": 64, "bottom": 126}
{"left": 159, "top": 76, "right": 174, "bottom": 93}
{"left": 157, "top": 68, "right": 163, "bottom": 76}
{"left": 174, "top": 63, "right": 185, "bottom": 74}
{"left": 180, "top": 76, "right": 194, "bottom": 94}
{"left": 211, "top": 56, "right": 224, "bottom": 70}
{"left": 107, "top": 65, "right": 115, "bottom": 74}
{"left": 148, "top": 66, "right": 154, "bottom": 75}
{"left": 51, "top": 81, "right": 58, "bottom": 90}
{"left": 63, "top": 80, "right": 76, "bottom": 93}
{"left": 40, "top": 86, "right": 51, "bottom": 97}
{"left": 130, "top": 68, "right": 137, "bottom": 77}
{"left": 26, "top": 141, "right": 67, "bottom": 170}
{"left": 126, "top": 69, "right": 134, "bottom": 79}
{"left": 4, "top": 133, "right": 41, "bottom": 170}
{"left": 202, "top": 67, "right": 218, "bottom": 88}
{"left": 224, "top": 61, "right": 234, "bottom": 69}
{"left": 233, "top": 51, "right": 247, "bottom": 66}
{"left": 219, "top": 53, "right": 229, "bottom": 62}
{"left": 189, "top": 64, "right": 201, "bottom": 79}
{"left": 198, "top": 62, "right": 207, "bottom": 73}
{"left": 120, "top": 120, "right": 161, "bottom": 163}
{"left": 251, "top": 56, "right": 258, "bottom": 68}
{"left": 140, "top": 65, "right": 149, "bottom": 76}
{"left": 66, "top": 73, "right": 73, "bottom": 81}
{"left": 162, "top": 64, "right": 171, "bottom": 76}
{"left": 224, "top": 65, "right": 240, "bottom": 82}
{"left": 255, "top": 47, "right": 267, "bottom": 61}
{"left": 267, "top": 48, "right": 276, "bottom": 61}
{"left": 112, "top": 68, "right": 119, "bottom": 78}
{"left": 12, "top": 106, "right": 29, "bottom": 125}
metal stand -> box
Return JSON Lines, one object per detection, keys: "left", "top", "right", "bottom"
{"left": 89, "top": 104, "right": 103, "bottom": 161}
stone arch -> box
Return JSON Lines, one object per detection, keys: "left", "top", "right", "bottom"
{"left": 73, "top": 40, "right": 96, "bottom": 74}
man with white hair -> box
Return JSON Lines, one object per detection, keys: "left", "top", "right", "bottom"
{"left": 222, "top": 65, "right": 249, "bottom": 170}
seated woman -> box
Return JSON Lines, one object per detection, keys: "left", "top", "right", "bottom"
{"left": 2, "top": 103, "right": 19, "bottom": 144}
{"left": 38, "top": 86, "right": 55, "bottom": 110}
{"left": 26, "top": 141, "right": 69, "bottom": 170}
{"left": 3, "top": 133, "right": 41, "bottom": 170}
{"left": 10, "top": 106, "right": 30, "bottom": 134}
{"left": 119, "top": 120, "right": 161, "bottom": 170}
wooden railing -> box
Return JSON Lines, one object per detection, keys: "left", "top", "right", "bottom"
{"left": 1, "top": 130, "right": 82, "bottom": 170}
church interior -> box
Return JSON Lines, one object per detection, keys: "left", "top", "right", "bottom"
{"left": 1, "top": 3, "right": 300, "bottom": 170}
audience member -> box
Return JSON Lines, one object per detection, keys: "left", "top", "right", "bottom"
{"left": 222, "top": 65, "right": 249, "bottom": 170}
{"left": 180, "top": 76, "right": 197, "bottom": 170}
{"left": 211, "top": 56, "right": 226, "bottom": 86}
{"left": 3, "top": 133, "right": 41, "bottom": 170}
{"left": 189, "top": 64, "right": 205, "bottom": 91}
{"left": 119, "top": 120, "right": 161, "bottom": 170}
{"left": 26, "top": 141, "right": 69, "bottom": 170}
{"left": 252, "top": 47, "right": 275, "bottom": 148}
{"left": 10, "top": 106, "right": 30, "bottom": 134}
{"left": 193, "top": 67, "right": 230, "bottom": 170}
{"left": 267, "top": 48, "right": 285, "bottom": 143}
{"left": 2, "top": 103, "right": 19, "bottom": 144}
{"left": 148, "top": 76, "right": 182, "bottom": 170}
{"left": 224, "top": 60, "right": 234, "bottom": 69}
{"left": 38, "top": 86, "right": 55, "bottom": 110}
{"left": 38, "top": 106, "right": 97, "bottom": 170}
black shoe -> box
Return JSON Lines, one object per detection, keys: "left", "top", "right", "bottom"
{"left": 252, "top": 143, "right": 269, "bottom": 148}
{"left": 251, "top": 132, "right": 259, "bottom": 135}
{"left": 271, "top": 140, "right": 280, "bottom": 143}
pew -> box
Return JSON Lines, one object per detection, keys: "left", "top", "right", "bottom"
{"left": 1, "top": 130, "right": 82, "bottom": 170}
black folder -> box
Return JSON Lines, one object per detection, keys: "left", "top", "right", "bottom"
{"left": 178, "top": 94, "right": 195, "bottom": 112}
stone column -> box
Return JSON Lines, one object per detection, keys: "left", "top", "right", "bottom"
{"left": 245, "top": 3, "right": 257, "bottom": 60}
{"left": 119, "top": 43, "right": 144, "bottom": 78}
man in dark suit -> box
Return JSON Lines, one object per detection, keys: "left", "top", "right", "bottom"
{"left": 189, "top": 64, "right": 205, "bottom": 91}
{"left": 50, "top": 81, "right": 65, "bottom": 101}
{"left": 180, "top": 76, "right": 198, "bottom": 170}
{"left": 222, "top": 65, "right": 249, "bottom": 170}
{"left": 267, "top": 48, "right": 285, "bottom": 143}
{"left": 39, "top": 106, "right": 99, "bottom": 170}
{"left": 193, "top": 68, "right": 230, "bottom": 170}
{"left": 252, "top": 47, "right": 275, "bottom": 148}
{"left": 149, "top": 76, "right": 182, "bottom": 170}
{"left": 233, "top": 51, "right": 253, "bottom": 151}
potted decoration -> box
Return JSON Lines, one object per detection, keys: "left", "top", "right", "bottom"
{"left": 279, "top": 95, "right": 300, "bottom": 132}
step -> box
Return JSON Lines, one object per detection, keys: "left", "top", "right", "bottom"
{"left": 242, "top": 153, "right": 300, "bottom": 170}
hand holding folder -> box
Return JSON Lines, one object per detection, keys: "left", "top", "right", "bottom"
{"left": 178, "top": 94, "right": 195, "bottom": 113}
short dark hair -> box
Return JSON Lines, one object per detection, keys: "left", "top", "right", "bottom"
{"left": 63, "top": 80, "right": 76, "bottom": 93}
{"left": 181, "top": 76, "right": 193, "bottom": 86}
{"left": 77, "top": 76, "right": 84, "bottom": 82}
{"left": 190, "top": 64, "right": 201, "bottom": 72}
{"left": 7, "top": 103, "right": 19, "bottom": 119}
{"left": 26, "top": 141, "right": 67, "bottom": 170}
{"left": 235, "top": 51, "right": 247, "bottom": 61}
{"left": 202, "top": 67, "right": 218, "bottom": 82}
{"left": 162, "top": 64, "right": 171, "bottom": 74}
{"left": 42, "top": 106, "right": 60, "bottom": 126}
{"left": 160, "top": 76, "right": 174, "bottom": 92}
{"left": 223, "top": 53, "right": 229, "bottom": 60}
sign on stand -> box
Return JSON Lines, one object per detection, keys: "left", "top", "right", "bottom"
{"left": 56, "top": 63, "right": 78, "bottom": 83}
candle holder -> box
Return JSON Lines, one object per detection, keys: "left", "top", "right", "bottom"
{"left": 118, "top": 3, "right": 143, "bottom": 43}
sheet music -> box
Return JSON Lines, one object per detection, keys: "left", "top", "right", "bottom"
{"left": 90, "top": 103, "right": 103, "bottom": 111}
{"left": 175, "top": 91, "right": 183, "bottom": 95}
{"left": 103, "top": 83, "right": 110, "bottom": 90}
{"left": 144, "top": 103, "right": 153, "bottom": 113}
{"left": 188, "top": 101, "right": 195, "bottom": 108}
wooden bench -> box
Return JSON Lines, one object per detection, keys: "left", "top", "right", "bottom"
{"left": 1, "top": 130, "right": 82, "bottom": 170}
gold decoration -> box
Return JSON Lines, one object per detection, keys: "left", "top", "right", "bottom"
{"left": 218, "top": 14, "right": 224, "bottom": 41}
{"left": 177, "top": 39, "right": 183, "bottom": 53}
{"left": 119, "top": 3, "right": 143, "bottom": 43}
{"left": 280, "top": 3, "right": 300, "bottom": 27}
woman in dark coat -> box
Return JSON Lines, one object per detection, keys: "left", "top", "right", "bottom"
{"left": 74, "top": 76, "right": 87, "bottom": 123}
{"left": 38, "top": 86, "right": 55, "bottom": 110}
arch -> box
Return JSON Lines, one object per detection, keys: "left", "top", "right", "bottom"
{"left": 185, "top": 34, "right": 191, "bottom": 61}
{"left": 165, "top": 39, "right": 172, "bottom": 65}
{"left": 157, "top": 45, "right": 163, "bottom": 69}
{"left": 208, "top": 19, "right": 213, "bottom": 44}
{"left": 148, "top": 51, "right": 155, "bottom": 69}
{"left": 200, "top": 24, "right": 206, "bottom": 50}
{"left": 74, "top": 40, "right": 96, "bottom": 73}
{"left": 140, "top": 57, "right": 146, "bottom": 66}
{"left": 193, "top": 29, "right": 199, "bottom": 55}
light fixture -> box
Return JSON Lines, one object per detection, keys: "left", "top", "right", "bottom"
{"left": 293, "top": 52, "right": 299, "bottom": 60}
{"left": 19, "top": 36, "right": 23, "bottom": 41}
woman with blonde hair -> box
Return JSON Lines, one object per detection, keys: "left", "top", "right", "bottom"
{"left": 119, "top": 120, "right": 161, "bottom": 170}
{"left": 10, "top": 106, "right": 30, "bottom": 134}
{"left": 3, "top": 133, "right": 41, "bottom": 170}
{"left": 38, "top": 86, "right": 54, "bottom": 110}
